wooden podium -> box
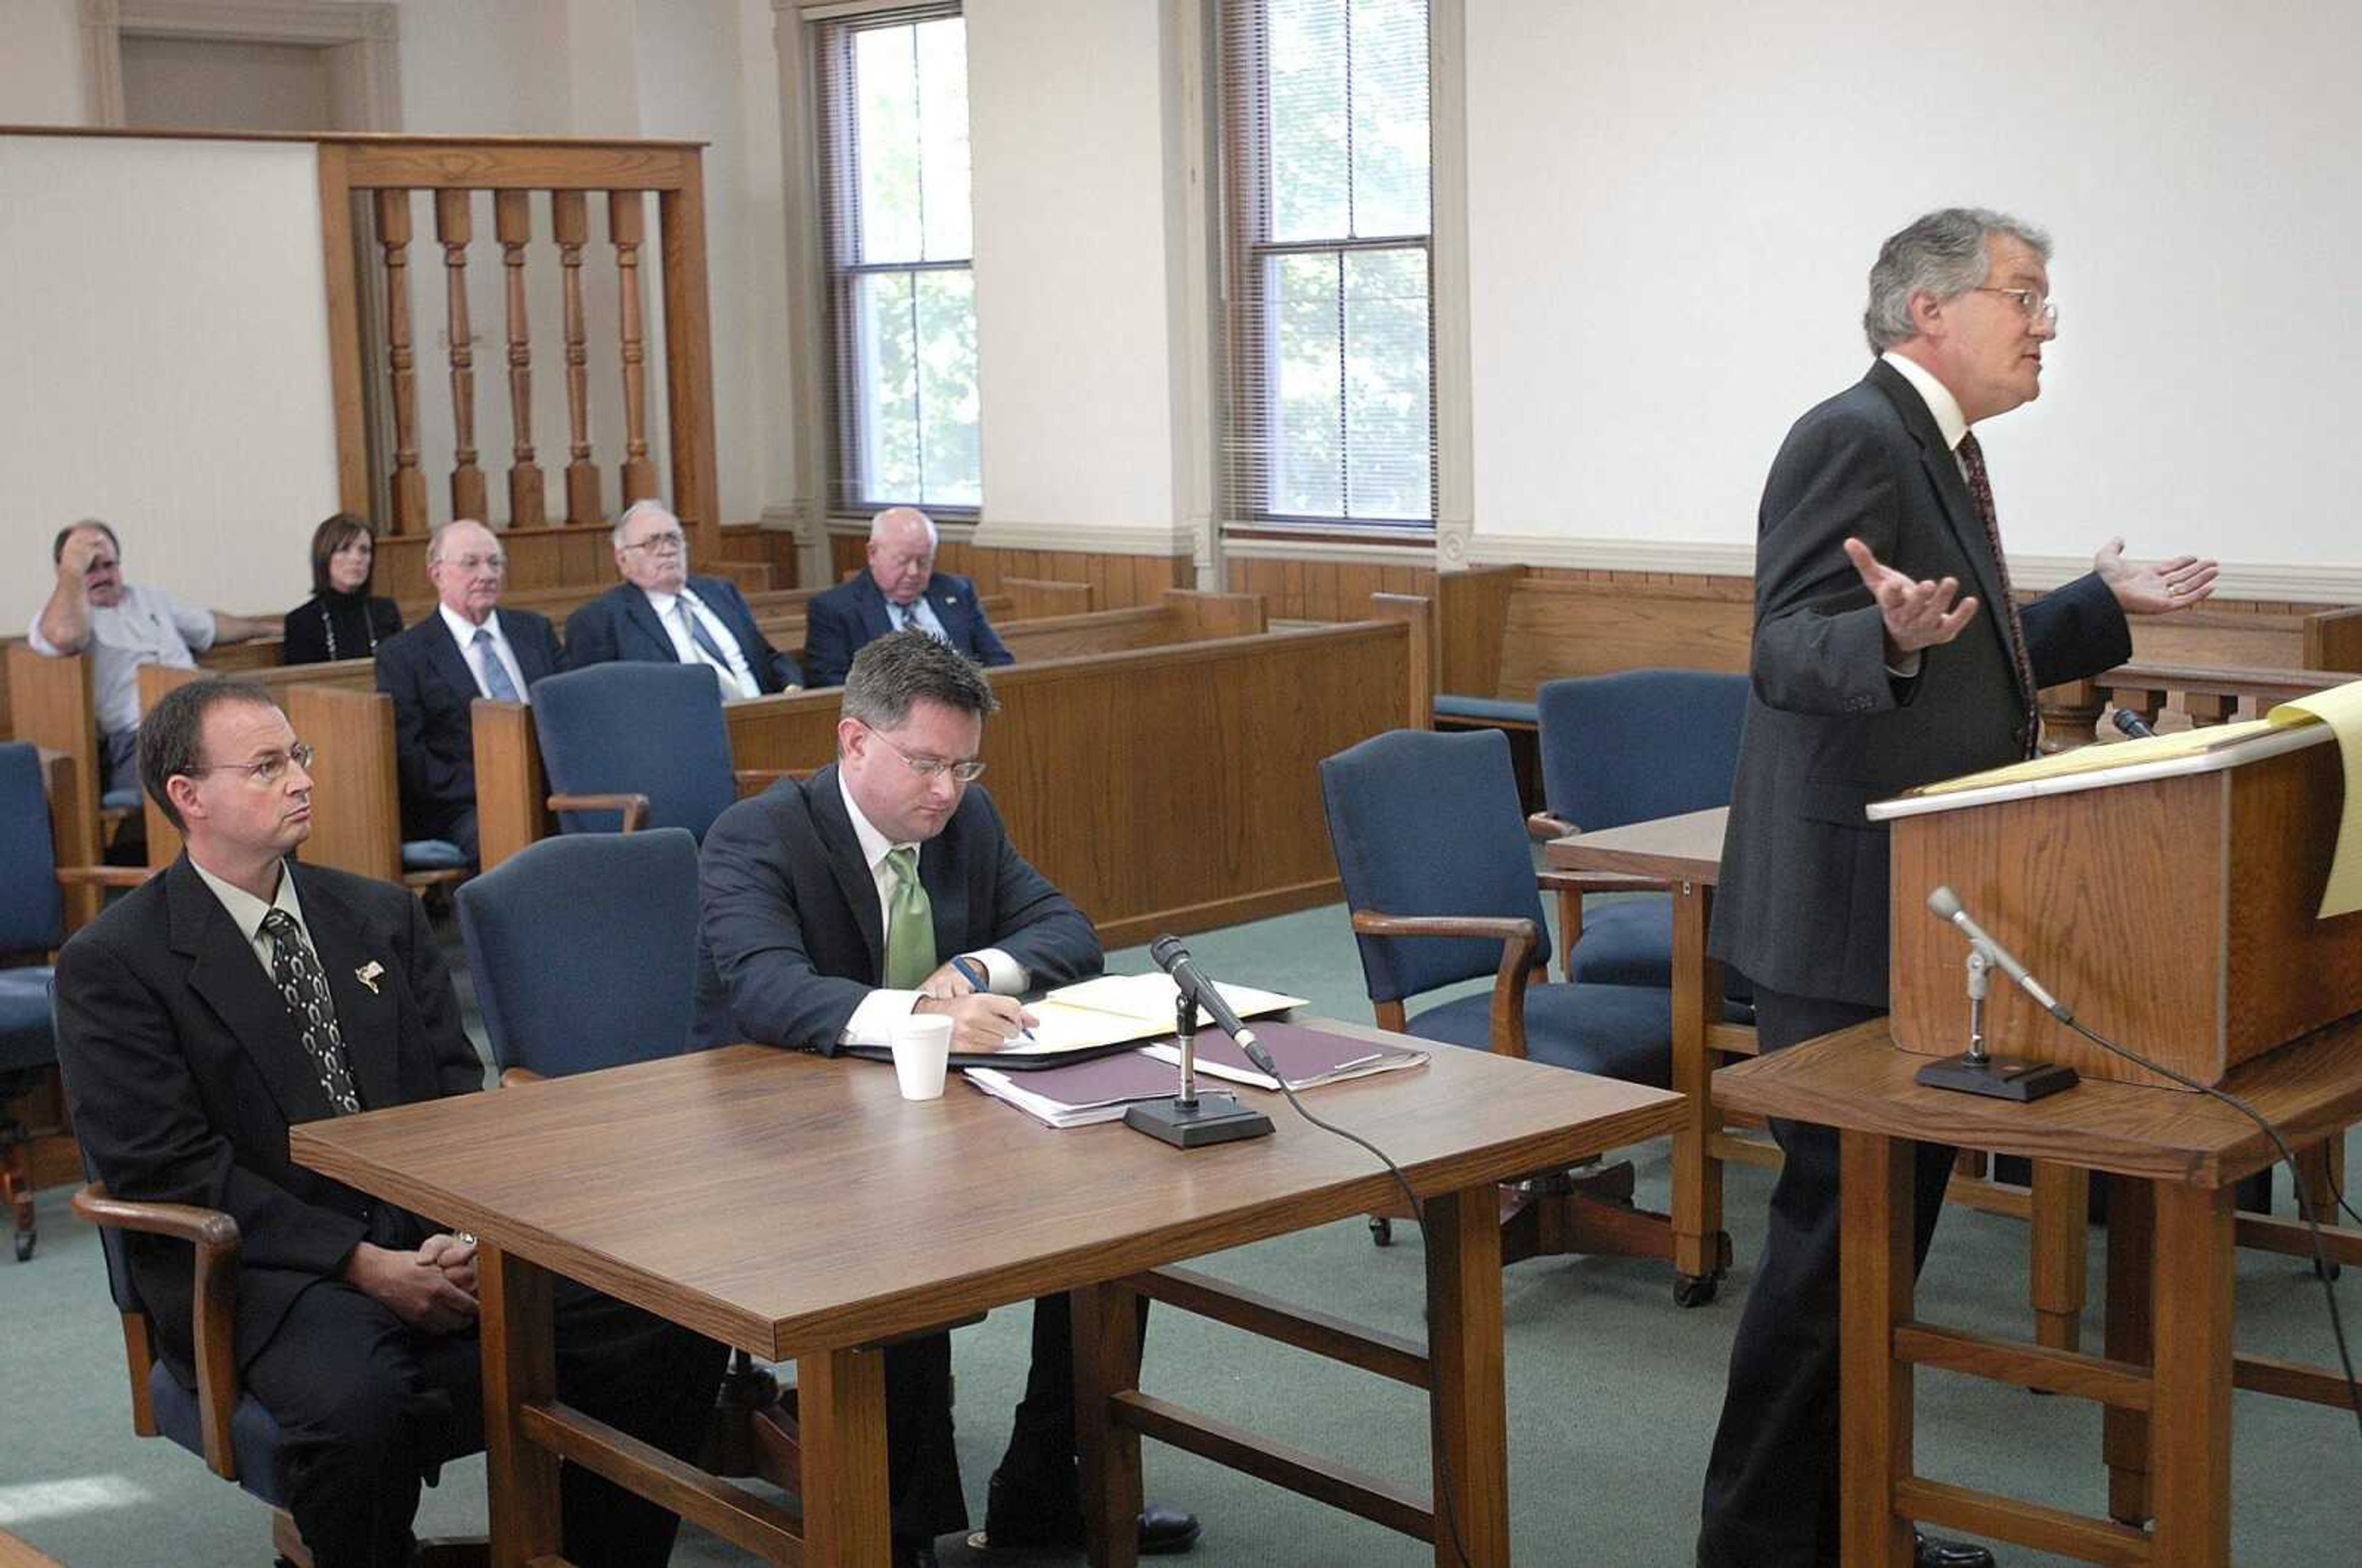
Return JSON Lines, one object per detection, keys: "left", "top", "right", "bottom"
{"left": 1871, "top": 720, "right": 2362, "bottom": 1089}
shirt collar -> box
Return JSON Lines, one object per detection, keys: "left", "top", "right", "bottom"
{"left": 835, "top": 768, "right": 915, "bottom": 874}
{"left": 189, "top": 854, "right": 304, "bottom": 949}
{"left": 1880, "top": 349, "right": 1970, "bottom": 452}
{"left": 439, "top": 601, "right": 504, "bottom": 647}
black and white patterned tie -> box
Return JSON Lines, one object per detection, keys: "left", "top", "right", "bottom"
{"left": 260, "top": 909, "right": 362, "bottom": 1115}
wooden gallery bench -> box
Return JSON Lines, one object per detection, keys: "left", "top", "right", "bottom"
{"left": 471, "top": 594, "right": 1432, "bottom": 947}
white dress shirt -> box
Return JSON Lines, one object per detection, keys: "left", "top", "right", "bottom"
{"left": 189, "top": 854, "right": 311, "bottom": 978}
{"left": 438, "top": 602, "right": 532, "bottom": 705}
{"left": 642, "top": 585, "right": 758, "bottom": 699}
{"left": 835, "top": 770, "right": 1024, "bottom": 1048}
{"left": 28, "top": 581, "right": 214, "bottom": 736}
{"left": 885, "top": 594, "right": 950, "bottom": 642}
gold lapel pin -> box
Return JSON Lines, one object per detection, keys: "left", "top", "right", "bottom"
{"left": 355, "top": 960, "right": 384, "bottom": 995}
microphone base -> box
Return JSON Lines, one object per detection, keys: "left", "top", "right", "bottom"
{"left": 1914, "top": 1053, "right": 2081, "bottom": 1102}
{"left": 1124, "top": 1094, "right": 1274, "bottom": 1148}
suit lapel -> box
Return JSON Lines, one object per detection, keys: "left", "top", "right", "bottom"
{"left": 167, "top": 858, "right": 337, "bottom": 1128}
{"left": 427, "top": 616, "right": 481, "bottom": 704}
{"left": 510, "top": 613, "right": 556, "bottom": 686}
{"left": 855, "top": 578, "right": 894, "bottom": 643}
{"left": 1866, "top": 362, "right": 2022, "bottom": 688}
{"left": 807, "top": 766, "right": 888, "bottom": 982}
{"left": 920, "top": 810, "right": 972, "bottom": 960}
{"left": 290, "top": 866, "right": 403, "bottom": 1112}
{"left": 926, "top": 577, "right": 966, "bottom": 640}
{"left": 624, "top": 587, "right": 680, "bottom": 665}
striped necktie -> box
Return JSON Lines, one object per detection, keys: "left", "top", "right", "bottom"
{"left": 1956, "top": 431, "right": 2039, "bottom": 757}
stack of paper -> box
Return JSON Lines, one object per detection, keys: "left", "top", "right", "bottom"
{"left": 966, "top": 1052, "right": 1191, "bottom": 1127}
{"left": 1003, "top": 971, "right": 1308, "bottom": 1056}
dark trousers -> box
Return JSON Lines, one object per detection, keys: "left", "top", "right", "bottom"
{"left": 242, "top": 1274, "right": 726, "bottom": 1568}
{"left": 1696, "top": 989, "right": 1956, "bottom": 1568}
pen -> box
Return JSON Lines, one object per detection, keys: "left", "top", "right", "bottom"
{"left": 950, "top": 955, "right": 1036, "bottom": 1043}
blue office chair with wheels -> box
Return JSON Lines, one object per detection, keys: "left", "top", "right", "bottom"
{"left": 1320, "top": 727, "right": 1723, "bottom": 1303}
{"left": 1533, "top": 669, "right": 1751, "bottom": 1006}
{"left": 1, "top": 742, "right": 68, "bottom": 1262}
{"left": 529, "top": 663, "right": 748, "bottom": 841}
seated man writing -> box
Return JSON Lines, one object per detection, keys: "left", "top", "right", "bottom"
{"left": 53, "top": 677, "right": 725, "bottom": 1568}
{"left": 691, "top": 630, "right": 1198, "bottom": 1567}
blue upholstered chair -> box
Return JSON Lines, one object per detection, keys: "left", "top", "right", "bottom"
{"left": 528, "top": 663, "right": 744, "bottom": 841}
{"left": 1532, "top": 669, "right": 1751, "bottom": 1005}
{"left": 1, "top": 743, "right": 67, "bottom": 1262}
{"left": 1320, "top": 727, "right": 1719, "bottom": 1302}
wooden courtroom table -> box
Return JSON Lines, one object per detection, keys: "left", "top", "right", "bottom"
{"left": 290, "top": 1030, "right": 1684, "bottom": 1567}
{"left": 1545, "top": 806, "right": 1743, "bottom": 1294}
{"left": 1713, "top": 1019, "right": 2362, "bottom": 1566}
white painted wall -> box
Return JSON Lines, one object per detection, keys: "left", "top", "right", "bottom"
{"left": 0, "top": 137, "right": 339, "bottom": 631}
{"left": 0, "top": 0, "right": 89, "bottom": 125}
{"left": 966, "top": 0, "right": 1180, "bottom": 533}
{"left": 1465, "top": 0, "right": 2362, "bottom": 579}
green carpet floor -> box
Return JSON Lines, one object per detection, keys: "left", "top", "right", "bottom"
{"left": 4, "top": 899, "right": 2357, "bottom": 1566}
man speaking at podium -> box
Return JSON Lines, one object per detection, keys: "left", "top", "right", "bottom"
{"left": 1697, "top": 208, "right": 2219, "bottom": 1568}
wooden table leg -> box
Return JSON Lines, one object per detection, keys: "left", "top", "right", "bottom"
{"left": 798, "top": 1345, "right": 893, "bottom": 1568}
{"left": 2102, "top": 1175, "right": 2153, "bottom": 1526}
{"left": 2149, "top": 1180, "right": 2233, "bottom": 1566}
{"left": 2029, "top": 1160, "right": 2090, "bottom": 1354}
{"left": 1669, "top": 881, "right": 1727, "bottom": 1295}
{"left": 479, "top": 1246, "right": 561, "bottom": 1567}
{"left": 1839, "top": 1130, "right": 1916, "bottom": 1568}
{"left": 1424, "top": 1183, "right": 1511, "bottom": 1567}
{"left": 1074, "top": 1283, "right": 1143, "bottom": 1568}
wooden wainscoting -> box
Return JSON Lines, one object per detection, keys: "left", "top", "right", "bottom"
{"left": 1225, "top": 554, "right": 1437, "bottom": 622}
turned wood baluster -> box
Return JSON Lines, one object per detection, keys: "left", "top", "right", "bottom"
{"left": 436, "top": 189, "right": 488, "bottom": 524}
{"left": 552, "top": 191, "right": 600, "bottom": 526}
{"left": 494, "top": 191, "right": 545, "bottom": 528}
{"left": 373, "top": 189, "right": 428, "bottom": 535}
{"left": 2037, "top": 678, "right": 2106, "bottom": 752}
{"left": 610, "top": 189, "right": 658, "bottom": 508}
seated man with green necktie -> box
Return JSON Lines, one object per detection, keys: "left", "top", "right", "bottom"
{"left": 690, "top": 630, "right": 1199, "bottom": 1568}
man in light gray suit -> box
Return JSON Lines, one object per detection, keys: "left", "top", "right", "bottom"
{"left": 1697, "top": 208, "right": 2218, "bottom": 1568}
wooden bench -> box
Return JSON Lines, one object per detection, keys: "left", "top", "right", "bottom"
{"left": 135, "top": 660, "right": 378, "bottom": 867}
{"left": 470, "top": 595, "right": 1431, "bottom": 947}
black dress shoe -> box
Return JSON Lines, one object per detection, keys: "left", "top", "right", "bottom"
{"left": 973, "top": 1470, "right": 1202, "bottom": 1555}
{"left": 1915, "top": 1530, "right": 1997, "bottom": 1568}
{"left": 893, "top": 1536, "right": 940, "bottom": 1568}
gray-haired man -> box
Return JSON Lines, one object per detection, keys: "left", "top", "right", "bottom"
{"left": 1698, "top": 209, "right": 2218, "bottom": 1568}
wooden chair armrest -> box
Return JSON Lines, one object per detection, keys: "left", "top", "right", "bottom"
{"left": 71, "top": 1184, "right": 244, "bottom": 1482}
{"left": 1348, "top": 912, "right": 1538, "bottom": 1058}
{"left": 1527, "top": 811, "right": 1577, "bottom": 840}
{"left": 545, "top": 792, "right": 650, "bottom": 833}
{"left": 56, "top": 864, "right": 163, "bottom": 888}
{"left": 499, "top": 1066, "right": 546, "bottom": 1088}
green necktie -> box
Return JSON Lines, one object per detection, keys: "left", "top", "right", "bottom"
{"left": 883, "top": 846, "right": 937, "bottom": 990}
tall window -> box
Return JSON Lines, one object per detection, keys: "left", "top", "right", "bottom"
{"left": 1219, "top": 0, "right": 1433, "bottom": 528}
{"left": 814, "top": 3, "right": 980, "bottom": 514}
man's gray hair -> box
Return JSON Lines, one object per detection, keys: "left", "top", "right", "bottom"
{"left": 1863, "top": 207, "right": 2051, "bottom": 353}
{"left": 869, "top": 507, "right": 939, "bottom": 547}
{"left": 426, "top": 518, "right": 495, "bottom": 563}
{"left": 841, "top": 629, "right": 998, "bottom": 733}
{"left": 612, "top": 498, "right": 676, "bottom": 549}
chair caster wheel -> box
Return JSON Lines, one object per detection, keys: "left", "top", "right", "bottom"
{"left": 1368, "top": 1216, "right": 1393, "bottom": 1247}
{"left": 12, "top": 1232, "right": 31, "bottom": 1262}
{"left": 2316, "top": 1257, "right": 2342, "bottom": 1283}
{"left": 1672, "top": 1272, "right": 1719, "bottom": 1308}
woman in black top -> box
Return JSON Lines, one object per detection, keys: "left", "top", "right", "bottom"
{"left": 282, "top": 512, "right": 403, "bottom": 664}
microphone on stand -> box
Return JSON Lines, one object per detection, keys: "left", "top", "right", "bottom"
{"left": 1123, "top": 937, "right": 1276, "bottom": 1148}
{"left": 1912, "top": 885, "right": 2080, "bottom": 1102}
{"left": 2112, "top": 709, "right": 2158, "bottom": 740}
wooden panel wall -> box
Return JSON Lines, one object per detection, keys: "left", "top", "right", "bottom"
{"left": 826, "top": 531, "right": 1191, "bottom": 609}
{"left": 715, "top": 522, "right": 801, "bottom": 590}
{"left": 375, "top": 523, "right": 614, "bottom": 603}
{"left": 1225, "top": 555, "right": 1436, "bottom": 621}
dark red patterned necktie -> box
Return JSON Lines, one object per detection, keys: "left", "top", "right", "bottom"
{"left": 1955, "top": 430, "right": 2040, "bottom": 756}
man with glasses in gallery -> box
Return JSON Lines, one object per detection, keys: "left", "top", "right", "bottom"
{"left": 1698, "top": 207, "right": 2220, "bottom": 1568}
{"left": 563, "top": 498, "right": 801, "bottom": 694}
{"left": 691, "top": 629, "right": 1200, "bottom": 1568}
{"left": 53, "top": 677, "right": 725, "bottom": 1568}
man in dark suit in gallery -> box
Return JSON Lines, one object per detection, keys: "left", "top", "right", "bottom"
{"left": 373, "top": 518, "right": 563, "bottom": 862}
{"left": 692, "top": 630, "right": 1198, "bottom": 1567}
{"left": 801, "top": 506, "right": 1014, "bottom": 687}
{"left": 1696, "top": 208, "right": 2219, "bottom": 1568}
{"left": 53, "top": 677, "right": 725, "bottom": 1568}
{"left": 563, "top": 499, "right": 802, "bottom": 694}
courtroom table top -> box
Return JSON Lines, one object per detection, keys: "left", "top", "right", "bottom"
{"left": 1711, "top": 1017, "right": 2362, "bottom": 1188}
{"left": 292, "top": 1030, "right": 1684, "bottom": 1361}
{"left": 1545, "top": 806, "right": 1726, "bottom": 885}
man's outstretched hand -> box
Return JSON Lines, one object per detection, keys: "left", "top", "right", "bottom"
{"left": 2094, "top": 537, "right": 2219, "bottom": 615}
{"left": 1845, "top": 536, "right": 1981, "bottom": 660}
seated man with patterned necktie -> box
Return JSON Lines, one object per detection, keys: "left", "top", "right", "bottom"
{"left": 53, "top": 677, "right": 725, "bottom": 1568}
{"left": 373, "top": 519, "right": 563, "bottom": 863}
{"left": 691, "top": 631, "right": 1199, "bottom": 1568}
{"left": 562, "top": 499, "right": 801, "bottom": 696}
{"left": 801, "top": 506, "right": 1014, "bottom": 687}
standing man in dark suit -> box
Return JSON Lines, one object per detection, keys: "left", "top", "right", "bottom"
{"left": 801, "top": 507, "right": 1014, "bottom": 687}
{"left": 373, "top": 519, "right": 563, "bottom": 862}
{"left": 563, "top": 499, "right": 801, "bottom": 694}
{"left": 1697, "top": 209, "right": 2219, "bottom": 1568}
{"left": 693, "top": 631, "right": 1198, "bottom": 1567}
{"left": 53, "top": 677, "right": 725, "bottom": 1568}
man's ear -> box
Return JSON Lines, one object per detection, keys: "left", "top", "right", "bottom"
{"left": 165, "top": 774, "right": 204, "bottom": 825}
{"left": 1907, "top": 288, "right": 1947, "bottom": 339}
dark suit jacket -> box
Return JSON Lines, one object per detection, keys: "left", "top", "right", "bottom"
{"left": 52, "top": 856, "right": 484, "bottom": 1375}
{"left": 691, "top": 765, "right": 1100, "bottom": 1051}
{"left": 1709, "top": 359, "right": 2131, "bottom": 1008}
{"left": 281, "top": 592, "right": 403, "bottom": 666}
{"left": 801, "top": 571, "right": 1014, "bottom": 688}
{"left": 375, "top": 608, "right": 562, "bottom": 840}
{"left": 562, "top": 576, "right": 801, "bottom": 692}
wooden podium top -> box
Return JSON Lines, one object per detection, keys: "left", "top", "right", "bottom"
{"left": 1712, "top": 1017, "right": 2362, "bottom": 1188}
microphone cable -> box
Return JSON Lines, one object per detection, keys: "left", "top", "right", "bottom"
{"left": 2059, "top": 1016, "right": 2362, "bottom": 1443}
